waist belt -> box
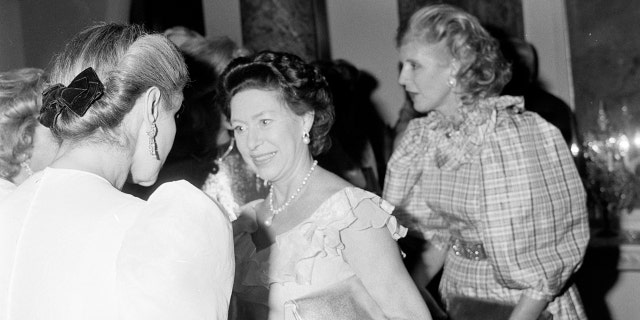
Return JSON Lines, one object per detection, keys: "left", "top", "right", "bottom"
{"left": 450, "top": 238, "right": 487, "bottom": 260}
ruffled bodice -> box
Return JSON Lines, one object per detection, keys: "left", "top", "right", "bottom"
{"left": 233, "top": 187, "right": 407, "bottom": 319}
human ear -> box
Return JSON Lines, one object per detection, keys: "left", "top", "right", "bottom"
{"left": 450, "top": 59, "right": 462, "bottom": 77}
{"left": 143, "top": 86, "right": 162, "bottom": 125}
{"left": 302, "top": 111, "right": 315, "bottom": 134}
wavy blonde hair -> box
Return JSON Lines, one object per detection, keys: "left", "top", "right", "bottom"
{"left": 397, "top": 4, "right": 511, "bottom": 106}
{"left": 0, "top": 68, "right": 45, "bottom": 181}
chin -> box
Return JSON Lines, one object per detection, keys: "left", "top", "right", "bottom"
{"left": 130, "top": 174, "right": 158, "bottom": 187}
{"left": 413, "top": 102, "right": 432, "bottom": 114}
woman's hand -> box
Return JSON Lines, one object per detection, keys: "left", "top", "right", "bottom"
{"left": 412, "top": 242, "right": 447, "bottom": 288}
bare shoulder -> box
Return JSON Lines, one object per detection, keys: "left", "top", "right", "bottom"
{"left": 291, "top": 166, "right": 352, "bottom": 216}
{"left": 308, "top": 166, "right": 352, "bottom": 198}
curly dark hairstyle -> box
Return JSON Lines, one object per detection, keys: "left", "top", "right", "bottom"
{"left": 397, "top": 4, "right": 511, "bottom": 106}
{"left": 219, "top": 51, "right": 334, "bottom": 156}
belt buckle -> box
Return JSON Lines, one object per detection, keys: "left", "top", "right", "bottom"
{"left": 451, "top": 238, "right": 487, "bottom": 261}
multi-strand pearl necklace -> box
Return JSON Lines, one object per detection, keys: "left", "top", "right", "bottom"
{"left": 265, "top": 160, "right": 318, "bottom": 226}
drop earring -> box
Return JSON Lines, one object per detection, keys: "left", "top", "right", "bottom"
{"left": 302, "top": 132, "right": 310, "bottom": 145}
{"left": 147, "top": 121, "right": 158, "bottom": 158}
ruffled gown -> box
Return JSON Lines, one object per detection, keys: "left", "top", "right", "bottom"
{"left": 232, "top": 187, "right": 406, "bottom": 320}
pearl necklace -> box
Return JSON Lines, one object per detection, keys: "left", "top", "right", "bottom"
{"left": 265, "top": 160, "right": 318, "bottom": 226}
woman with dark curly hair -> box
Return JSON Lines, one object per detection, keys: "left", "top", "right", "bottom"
{"left": 384, "top": 4, "right": 588, "bottom": 320}
{"left": 221, "top": 51, "right": 431, "bottom": 319}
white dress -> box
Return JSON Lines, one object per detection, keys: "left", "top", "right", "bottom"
{"left": 0, "top": 178, "right": 15, "bottom": 201}
{"left": 233, "top": 187, "right": 406, "bottom": 320}
{"left": 0, "top": 168, "right": 234, "bottom": 320}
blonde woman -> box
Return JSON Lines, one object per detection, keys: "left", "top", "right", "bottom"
{"left": 0, "top": 68, "right": 57, "bottom": 197}
{"left": 385, "top": 4, "right": 588, "bottom": 320}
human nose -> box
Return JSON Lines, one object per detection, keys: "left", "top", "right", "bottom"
{"left": 246, "top": 127, "right": 262, "bottom": 150}
{"left": 398, "top": 64, "right": 409, "bottom": 87}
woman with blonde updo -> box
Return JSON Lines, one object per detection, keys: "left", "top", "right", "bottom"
{"left": 0, "top": 23, "right": 233, "bottom": 320}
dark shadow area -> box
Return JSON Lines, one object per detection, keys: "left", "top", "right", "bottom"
{"left": 129, "top": 0, "right": 205, "bottom": 34}
{"left": 574, "top": 238, "right": 620, "bottom": 320}
{"left": 489, "top": 27, "right": 576, "bottom": 147}
{"left": 122, "top": 47, "right": 221, "bottom": 199}
{"left": 314, "top": 59, "right": 391, "bottom": 194}
{"left": 398, "top": 234, "right": 449, "bottom": 320}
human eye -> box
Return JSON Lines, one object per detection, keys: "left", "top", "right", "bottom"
{"left": 260, "top": 119, "right": 272, "bottom": 126}
{"left": 232, "top": 124, "right": 246, "bottom": 133}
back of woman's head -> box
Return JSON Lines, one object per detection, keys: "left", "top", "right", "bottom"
{"left": 179, "top": 36, "right": 251, "bottom": 76}
{"left": 219, "top": 51, "right": 334, "bottom": 156}
{"left": 397, "top": 4, "right": 511, "bottom": 104}
{"left": 46, "top": 23, "right": 188, "bottom": 143}
{"left": 0, "top": 68, "right": 45, "bottom": 181}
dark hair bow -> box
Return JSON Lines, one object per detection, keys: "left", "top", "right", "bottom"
{"left": 39, "top": 67, "right": 104, "bottom": 128}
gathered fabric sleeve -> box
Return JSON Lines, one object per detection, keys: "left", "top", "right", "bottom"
{"left": 332, "top": 188, "right": 408, "bottom": 243}
{"left": 116, "top": 180, "right": 235, "bottom": 320}
{"left": 384, "top": 119, "right": 451, "bottom": 249}
{"left": 480, "top": 111, "right": 589, "bottom": 302}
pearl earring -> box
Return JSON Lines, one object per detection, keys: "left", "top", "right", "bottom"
{"left": 302, "top": 132, "right": 310, "bottom": 145}
{"left": 447, "top": 77, "right": 457, "bottom": 88}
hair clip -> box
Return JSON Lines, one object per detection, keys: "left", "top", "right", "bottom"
{"left": 39, "top": 67, "right": 104, "bottom": 128}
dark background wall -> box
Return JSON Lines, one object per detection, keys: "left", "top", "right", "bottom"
{"left": 239, "top": 0, "right": 330, "bottom": 62}
{"left": 397, "top": 0, "right": 524, "bottom": 40}
{"left": 566, "top": 0, "right": 640, "bottom": 134}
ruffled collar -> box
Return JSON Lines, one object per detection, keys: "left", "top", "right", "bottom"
{"left": 415, "top": 95, "right": 524, "bottom": 170}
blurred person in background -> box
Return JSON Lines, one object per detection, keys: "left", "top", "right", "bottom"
{"left": 0, "top": 68, "right": 57, "bottom": 198}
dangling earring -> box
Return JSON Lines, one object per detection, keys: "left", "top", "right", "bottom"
{"left": 447, "top": 77, "right": 457, "bottom": 88}
{"left": 147, "top": 121, "right": 158, "bottom": 158}
{"left": 20, "top": 161, "right": 34, "bottom": 176}
{"left": 302, "top": 132, "right": 310, "bottom": 145}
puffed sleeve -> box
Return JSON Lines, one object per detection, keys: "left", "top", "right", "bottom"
{"left": 384, "top": 119, "right": 451, "bottom": 249}
{"left": 480, "top": 111, "right": 589, "bottom": 301}
{"left": 116, "top": 180, "right": 235, "bottom": 320}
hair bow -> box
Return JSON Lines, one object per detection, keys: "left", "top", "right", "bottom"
{"left": 39, "top": 67, "right": 104, "bottom": 128}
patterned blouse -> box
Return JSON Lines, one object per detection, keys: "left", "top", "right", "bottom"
{"left": 383, "top": 96, "right": 589, "bottom": 319}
